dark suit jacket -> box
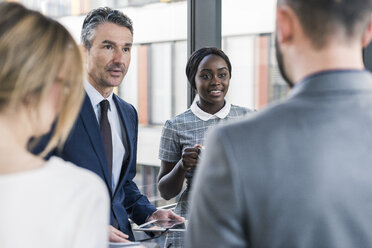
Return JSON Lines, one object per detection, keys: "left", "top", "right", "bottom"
{"left": 35, "top": 93, "right": 156, "bottom": 241}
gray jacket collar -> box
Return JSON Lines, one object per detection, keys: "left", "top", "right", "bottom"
{"left": 289, "top": 70, "right": 372, "bottom": 99}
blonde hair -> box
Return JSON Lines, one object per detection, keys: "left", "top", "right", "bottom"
{"left": 0, "top": 2, "right": 84, "bottom": 156}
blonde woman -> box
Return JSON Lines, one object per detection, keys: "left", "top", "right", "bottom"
{"left": 0, "top": 3, "right": 109, "bottom": 248}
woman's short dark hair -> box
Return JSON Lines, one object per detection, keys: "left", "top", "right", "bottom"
{"left": 185, "top": 47, "right": 232, "bottom": 89}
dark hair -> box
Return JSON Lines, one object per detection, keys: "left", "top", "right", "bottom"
{"left": 278, "top": 0, "right": 372, "bottom": 48}
{"left": 186, "top": 47, "right": 232, "bottom": 89}
{"left": 81, "top": 7, "right": 133, "bottom": 49}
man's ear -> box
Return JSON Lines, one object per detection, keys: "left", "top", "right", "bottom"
{"left": 362, "top": 16, "right": 372, "bottom": 48}
{"left": 276, "top": 6, "right": 295, "bottom": 45}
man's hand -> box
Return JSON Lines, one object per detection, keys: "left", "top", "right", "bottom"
{"left": 147, "top": 209, "right": 185, "bottom": 222}
{"left": 109, "top": 225, "right": 130, "bottom": 243}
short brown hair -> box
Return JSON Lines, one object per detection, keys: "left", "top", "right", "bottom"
{"left": 278, "top": 0, "right": 372, "bottom": 48}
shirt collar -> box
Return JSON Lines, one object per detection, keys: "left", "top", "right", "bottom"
{"left": 84, "top": 80, "right": 114, "bottom": 111}
{"left": 296, "top": 69, "right": 368, "bottom": 86}
{"left": 289, "top": 69, "right": 370, "bottom": 98}
{"left": 190, "top": 96, "right": 231, "bottom": 121}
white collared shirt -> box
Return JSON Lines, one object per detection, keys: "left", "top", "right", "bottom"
{"left": 190, "top": 95, "right": 231, "bottom": 121}
{"left": 84, "top": 80, "right": 125, "bottom": 191}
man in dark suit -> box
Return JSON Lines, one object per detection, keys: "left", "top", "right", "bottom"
{"left": 36, "top": 7, "right": 182, "bottom": 242}
{"left": 186, "top": 0, "right": 372, "bottom": 247}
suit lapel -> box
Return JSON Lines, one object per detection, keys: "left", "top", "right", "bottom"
{"left": 80, "top": 95, "right": 113, "bottom": 195}
{"left": 113, "top": 95, "right": 135, "bottom": 194}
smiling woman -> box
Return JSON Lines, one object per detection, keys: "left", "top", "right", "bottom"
{"left": 193, "top": 53, "right": 231, "bottom": 114}
{"left": 157, "top": 46, "right": 250, "bottom": 208}
{"left": 156, "top": 47, "right": 253, "bottom": 247}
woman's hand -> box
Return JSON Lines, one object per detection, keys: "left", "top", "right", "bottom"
{"left": 181, "top": 144, "right": 202, "bottom": 171}
{"left": 158, "top": 144, "right": 203, "bottom": 199}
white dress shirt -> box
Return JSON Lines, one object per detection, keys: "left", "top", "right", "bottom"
{"left": 84, "top": 80, "right": 126, "bottom": 191}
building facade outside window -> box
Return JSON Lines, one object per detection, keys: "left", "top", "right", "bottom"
{"left": 12, "top": 0, "right": 287, "bottom": 206}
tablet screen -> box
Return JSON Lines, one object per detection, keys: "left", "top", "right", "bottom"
{"left": 134, "top": 219, "right": 187, "bottom": 232}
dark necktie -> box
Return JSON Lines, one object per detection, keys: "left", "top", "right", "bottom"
{"left": 100, "top": 100, "right": 112, "bottom": 178}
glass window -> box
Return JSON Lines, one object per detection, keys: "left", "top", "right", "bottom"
{"left": 119, "top": 44, "right": 139, "bottom": 109}
{"left": 173, "top": 40, "right": 188, "bottom": 116}
{"left": 15, "top": 0, "right": 186, "bottom": 17}
{"left": 149, "top": 42, "right": 172, "bottom": 124}
{"left": 223, "top": 36, "right": 255, "bottom": 110}
{"left": 268, "top": 35, "right": 289, "bottom": 102}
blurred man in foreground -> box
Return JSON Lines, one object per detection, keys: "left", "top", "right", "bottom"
{"left": 186, "top": 0, "right": 372, "bottom": 247}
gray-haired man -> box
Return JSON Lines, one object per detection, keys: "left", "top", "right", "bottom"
{"left": 37, "top": 7, "right": 183, "bottom": 243}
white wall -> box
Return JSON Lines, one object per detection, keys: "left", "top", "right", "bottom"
{"left": 224, "top": 36, "right": 256, "bottom": 109}
{"left": 58, "top": 0, "right": 276, "bottom": 44}
{"left": 222, "top": 0, "right": 276, "bottom": 36}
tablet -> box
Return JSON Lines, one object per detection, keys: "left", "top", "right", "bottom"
{"left": 133, "top": 219, "right": 187, "bottom": 232}
{"left": 109, "top": 242, "right": 142, "bottom": 247}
